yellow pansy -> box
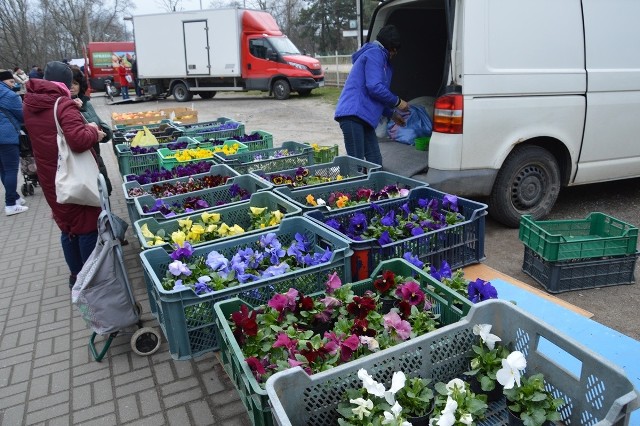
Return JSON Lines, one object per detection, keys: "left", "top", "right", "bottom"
{"left": 218, "top": 223, "right": 231, "bottom": 236}
{"left": 205, "top": 224, "right": 218, "bottom": 233}
{"left": 227, "top": 224, "right": 245, "bottom": 236}
{"left": 306, "top": 194, "right": 317, "bottom": 206}
{"left": 311, "top": 143, "right": 320, "bottom": 151}
{"left": 178, "top": 218, "right": 193, "bottom": 230}
{"left": 140, "top": 223, "right": 155, "bottom": 239}
{"left": 186, "top": 231, "right": 201, "bottom": 243}
{"left": 201, "top": 212, "right": 221, "bottom": 223}
{"left": 337, "top": 175, "right": 343, "bottom": 180}
{"left": 270, "top": 210, "right": 284, "bottom": 225}
{"left": 171, "top": 230, "right": 187, "bottom": 247}
{"left": 250, "top": 206, "right": 267, "bottom": 216}
{"left": 190, "top": 224, "right": 205, "bottom": 235}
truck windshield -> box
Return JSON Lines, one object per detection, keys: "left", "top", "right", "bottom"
{"left": 268, "top": 37, "right": 301, "bottom": 55}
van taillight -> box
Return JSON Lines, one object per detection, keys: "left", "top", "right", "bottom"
{"left": 433, "top": 94, "right": 463, "bottom": 134}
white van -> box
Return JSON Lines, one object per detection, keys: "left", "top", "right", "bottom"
{"left": 374, "top": 0, "right": 640, "bottom": 227}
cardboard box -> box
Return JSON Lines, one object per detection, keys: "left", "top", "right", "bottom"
{"left": 111, "top": 107, "right": 198, "bottom": 128}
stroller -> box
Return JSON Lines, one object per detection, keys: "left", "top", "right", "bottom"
{"left": 19, "top": 128, "right": 39, "bottom": 196}
{"left": 72, "top": 175, "right": 161, "bottom": 361}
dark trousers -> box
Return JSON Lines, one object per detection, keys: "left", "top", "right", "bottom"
{"left": 61, "top": 231, "right": 98, "bottom": 276}
{"left": 0, "top": 144, "right": 20, "bottom": 207}
{"left": 338, "top": 117, "right": 382, "bottom": 166}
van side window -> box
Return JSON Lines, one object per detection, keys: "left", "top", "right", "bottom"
{"left": 249, "top": 39, "right": 268, "bottom": 59}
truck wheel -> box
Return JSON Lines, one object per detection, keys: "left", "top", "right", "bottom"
{"left": 198, "top": 92, "right": 216, "bottom": 99}
{"left": 272, "top": 80, "right": 291, "bottom": 100}
{"left": 298, "top": 89, "right": 312, "bottom": 97}
{"left": 172, "top": 82, "right": 193, "bottom": 102}
{"left": 488, "top": 145, "right": 561, "bottom": 228}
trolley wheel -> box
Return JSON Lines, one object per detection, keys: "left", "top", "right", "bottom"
{"left": 21, "top": 183, "right": 28, "bottom": 196}
{"left": 28, "top": 184, "right": 34, "bottom": 195}
{"left": 134, "top": 301, "right": 143, "bottom": 316}
{"left": 130, "top": 327, "right": 161, "bottom": 356}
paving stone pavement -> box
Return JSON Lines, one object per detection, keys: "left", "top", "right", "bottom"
{"left": 0, "top": 141, "right": 253, "bottom": 426}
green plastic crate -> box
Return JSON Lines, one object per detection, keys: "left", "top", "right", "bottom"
{"left": 180, "top": 117, "right": 246, "bottom": 139}
{"left": 519, "top": 213, "right": 638, "bottom": 262}
{"left": 123, "top": 163, "right": 240, "bottom": 224}
{"left": 308, "top": 143, "right": 340, "bottom": 164}
{"left": 112, "top": 120, "right": 181, "bottom": 155}
{"left": 193, "top": 130, "right": 274, "bottom": 152}
{"left": 251, "top": 155, "right": 382, "bottom": 189}
{"left": 134, "top": 191, "right": 302, "bottom": 250}
{"left": 305, "top": 186, "right": 487, "bottom": 281}
{"left": 266, "top": 299, "right": 640, "bottom": 426}
{"left": 521, "top": 246, "right": 638, "bottom": 293}
{"left": 139, "top": 216, "right": 352, "bottom": 359}
{"left": 274, "top": 170, "right": 426, "bottom": 213}
{"left": 215, "top": 141, "right": 315, "bottom": 175}
{"left": 115, "top": 136, "right": 199, "bottom": 176}
{"left": 134, "top": 174, "right": 273, "bottom": 221}
{"left": 213, "top": 258, "right": 473, "bottom": 426}
{"left": 157, "top": 140, "right": 248, "bottom": 170}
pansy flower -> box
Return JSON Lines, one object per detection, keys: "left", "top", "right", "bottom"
{"left": 346, "top": 295, "right": 377, "bottom": 319}
{"left": 395, "top": 280, "right": 425, "bottom": 306}
{"left": 467, "top": 278, "right": 498, "bottom": 303}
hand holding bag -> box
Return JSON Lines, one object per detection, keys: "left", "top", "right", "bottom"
{"left": 54, "top": 97, "right": 101, "bottom": 207}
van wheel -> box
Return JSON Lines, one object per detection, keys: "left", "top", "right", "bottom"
{"left": 489, "top": 145, "right": 560, "bottom": 228}
{"left": 172, "top": 82, "right": 193, "bottom": 102}
{"left": 198, "top": 91, "right": 216, "bottom": 99}
{"left": 272, "top": 80, "right": 291, "bottom": 100}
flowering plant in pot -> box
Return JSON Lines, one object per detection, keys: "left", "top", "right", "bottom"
{"left": 263, "top": 167, "right": 345, "bottom": 187}
{"left": 463, "top": 324, "right": 510, "bottom": 402}
{"left": 124, "top": 161, "right": 214, "bottom": 184}
{"left": 227, "top": 271, "right": 441, "bottom": 385}
{"left": 497, "top": 351, "right": 564, "bottom": 426}
{"left": 139, "top": 207, "right": 285, "bottom": 248}
{"left": 141, "top": 184, "right": 250, "bottom": 218}
{"left": 127, "top": 174, "right": 231, "bottom": 198}
{"left": 430, "top": 378, "right": 488, "bottom": 426}
{"left": 160, "top": 231, "right": 334, "bottom": 294}
{"left": 336, "top": 369, "right": 433, "bottom": 426}
{"left": 305, "top": 184, "right": 410, "bottom": 210}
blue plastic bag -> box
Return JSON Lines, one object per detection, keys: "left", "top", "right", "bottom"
{"left": 387, "top": 105, "right": 432, "bottom": 145}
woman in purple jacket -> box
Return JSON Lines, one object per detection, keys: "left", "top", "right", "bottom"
{"left": 334, "top": 25, "right": 409, "bottom": 166}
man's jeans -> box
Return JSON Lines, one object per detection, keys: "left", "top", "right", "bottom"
{"left": 338, "top": 118, "right": 382, "bottom": 166}
{"left": 0, "top": 144, "right": 20, "bottom": 207}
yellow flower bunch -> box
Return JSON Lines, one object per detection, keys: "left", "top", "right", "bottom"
{"left": 170, "top": 148, "right": 215, "bottom": 162}
{"left": 213, "top": 143, "right": 242, "bottom": 156}
{"left": 139, "top": 205, "right": 286, "bottom": 249}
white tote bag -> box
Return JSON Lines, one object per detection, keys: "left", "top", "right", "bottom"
{"left": 54, "top": 97, "right": 101, "bottom": 207}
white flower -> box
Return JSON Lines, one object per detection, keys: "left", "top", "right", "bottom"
{"left": 445, "top": 378, "right": 466, "bottom": 395}
{"left": 472, "top": 324, "right": 502, "bottom": 350}
{"left": 435, "top": 396, "right": 458, "bottom": 426}
{"left": 349, "top": 398, "right": 373, "bottom": 420}
{"left": 382, "top": 402, "right": 403, "bottom": 425}
{"left": 460, "top": 413, "right": 474, "bottom": 425}
{"left": 359, "top": 336, "right": 380, "bottom": 351}
{"left": 316, "top": 198, "right": 326, "bottom": 206}
{"left": 357, "top": 369, "right": 385, "bottom": 398}
{"left": 384, "top": 371, "right": 406, "bottom": 405}
{"left": 496, "top": 350, "right": 527, "bottom": 389}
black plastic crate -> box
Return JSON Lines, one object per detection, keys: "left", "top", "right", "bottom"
{"left": 521, "top": 246, "right": 638, "bottom": 293}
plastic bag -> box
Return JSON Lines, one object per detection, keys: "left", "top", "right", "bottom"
{"left": 387, "top": 105, "right": 433, "bottom": 145}
{"left": 130, "top": 126, "right": 159, "bottom": 147}
{"left": 375, "top": 116, "right": 389, "bottom": 138}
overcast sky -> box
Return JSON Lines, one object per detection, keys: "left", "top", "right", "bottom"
{"left": 131, "top": 0, "right": 209, "bottom": 16}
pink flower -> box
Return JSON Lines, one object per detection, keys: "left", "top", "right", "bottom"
{"left": 325, "top": 272, "right": 342, "bottom": 293}
{"left": 340, "top": 334, "right": 361, "bottom": 362}
{"left": 273, "top": 333, "right": 297, "bottom": 351}
{"left": 320, "top": 296, "right": 341, "bottom": 309}
{"left": 245, "top": 356, "right": 266, "bottom": 380}
{"left": 268, "top": 294, "right": 289, "bottom": 312}
{"left": 395, "top": 281, "right": 425, "bottom": 306}
{"left": 383, "top": 311, "right": 412, "bottom": 341}
{"left": 288, "top": 358, "right": 305, "bottom": 367}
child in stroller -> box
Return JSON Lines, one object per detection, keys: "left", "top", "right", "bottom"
{"left": 19, "top": 129, "right": 39, "bottom": 196}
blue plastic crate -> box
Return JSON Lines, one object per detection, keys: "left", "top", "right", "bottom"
{"left": 134, "top": 191, "right": 302, "bottom": 250}
{"left": 305, "top": 186, "right": 487, "bottom": 281}
{"left": 139, "top": 216, "right": 352, "bottom": 359}
{"left": 215, "top": 141, "right": 315, "bottom": 175}
{"left": 133, "top": 174, "right": 273, "bottom": 221}
{"left": 250, "top": 155, "right": 381, "bottom": 190}
{"left": 273, "top": 170, "right": 427, "bottom": 213}
{"left": 123, "top": 163, "right": 240, "bottom": 224}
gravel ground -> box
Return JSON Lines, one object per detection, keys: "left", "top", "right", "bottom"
{"left": 93, "top": 91, "right": 640, "bottom": 341}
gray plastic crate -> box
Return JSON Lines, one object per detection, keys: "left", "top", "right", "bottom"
{"left": 215, "top": 141, "right": 315, "bottom": 175}
{"left": 266, "top": 299, "right": 640, "bottom": 426}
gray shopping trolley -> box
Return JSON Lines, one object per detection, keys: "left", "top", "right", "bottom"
{"left": 72, "top": 174, "right": 162, "bottom": 361}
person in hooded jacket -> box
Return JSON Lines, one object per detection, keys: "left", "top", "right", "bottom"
{"left": 23, "top": 61, "right": 106, "bottom": 288}
{"left": 334, "top": 24, "right": 409, "bottom": 166}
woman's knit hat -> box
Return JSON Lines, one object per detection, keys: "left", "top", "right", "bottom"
{"left": 44, "top": 61, "right": 73, "bottom": 88}
{"left": 376, "top": 25, "right": 401, "bottom": 51}
{"left": 0, "top": 70, "right": 14, "bottom": 81}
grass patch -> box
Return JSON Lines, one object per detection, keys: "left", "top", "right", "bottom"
{"left": 312, "top": 86, "right": 342, "bottom": 105}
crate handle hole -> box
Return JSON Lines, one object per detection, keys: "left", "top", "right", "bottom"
{"left": 537, "top": 336, "right": 582, "bottom": 380}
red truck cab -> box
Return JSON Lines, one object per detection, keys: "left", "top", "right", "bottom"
{"left": 86, "top": 41, "right": 135, "bottom": 92}
{"left": 240, "top": 11, "right": 324, "bottom": 99}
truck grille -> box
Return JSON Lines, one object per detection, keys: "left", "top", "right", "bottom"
{"left": 310, "top": 68, "right": 323, "bottom": 76}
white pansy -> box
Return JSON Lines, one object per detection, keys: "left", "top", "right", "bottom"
{"left": 383, "top": 371, "right": 406, "bottom": 404}
{"left": 472, "top": 324, "right": 502, "bottom": 350}
{"left": 496, "top": 350, "right": 527, "bottom": 389}
{"left": 460, "top": 413, "right": 474, "bottom": 425}
{"left": 357, "top": 369, "right": 385, "bottom": 398}
{"left": 359, "top": 336, "right": 380, "bottom": 351}
{"left": 316, "top": 198, "right": 326, "bottom": 206}
{"left": 349, "top": 397, "right": 373, "bottom": 420}
{"left": 381, "top": 402, "right": 404, "bottom": 425}
{"left": 445, "top": 378, "right": 467, "bottom": 395}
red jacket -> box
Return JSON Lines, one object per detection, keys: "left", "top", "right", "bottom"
{"left": 23, "top": 79, "right": 101, "bottom": 235}
{"left": 117, "top": 65, "right": 129, "bottom": 87}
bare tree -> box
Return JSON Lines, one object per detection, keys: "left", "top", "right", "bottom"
{"left": 155, "top": 0, "right": 183, "bottom": 11}
{"left": 0, "top": 0, "right": 32, "bottom": 67}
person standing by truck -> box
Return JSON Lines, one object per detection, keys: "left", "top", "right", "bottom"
{"left": 334, "top": 25, "right": 409, "bottom": 166}
{"left": 116, "top": 58, "right": 130, "bottom": 100}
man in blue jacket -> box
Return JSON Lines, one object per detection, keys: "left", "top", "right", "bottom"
{"left": 0, "top": 69, "right": 28, "bottom": 216}
{"left": 334, "top": 25, "right": 409, "bottom": 166}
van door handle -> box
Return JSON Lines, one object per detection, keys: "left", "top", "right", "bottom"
{"left": 248, "top": 63, "right": 252, "bottom": 70}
